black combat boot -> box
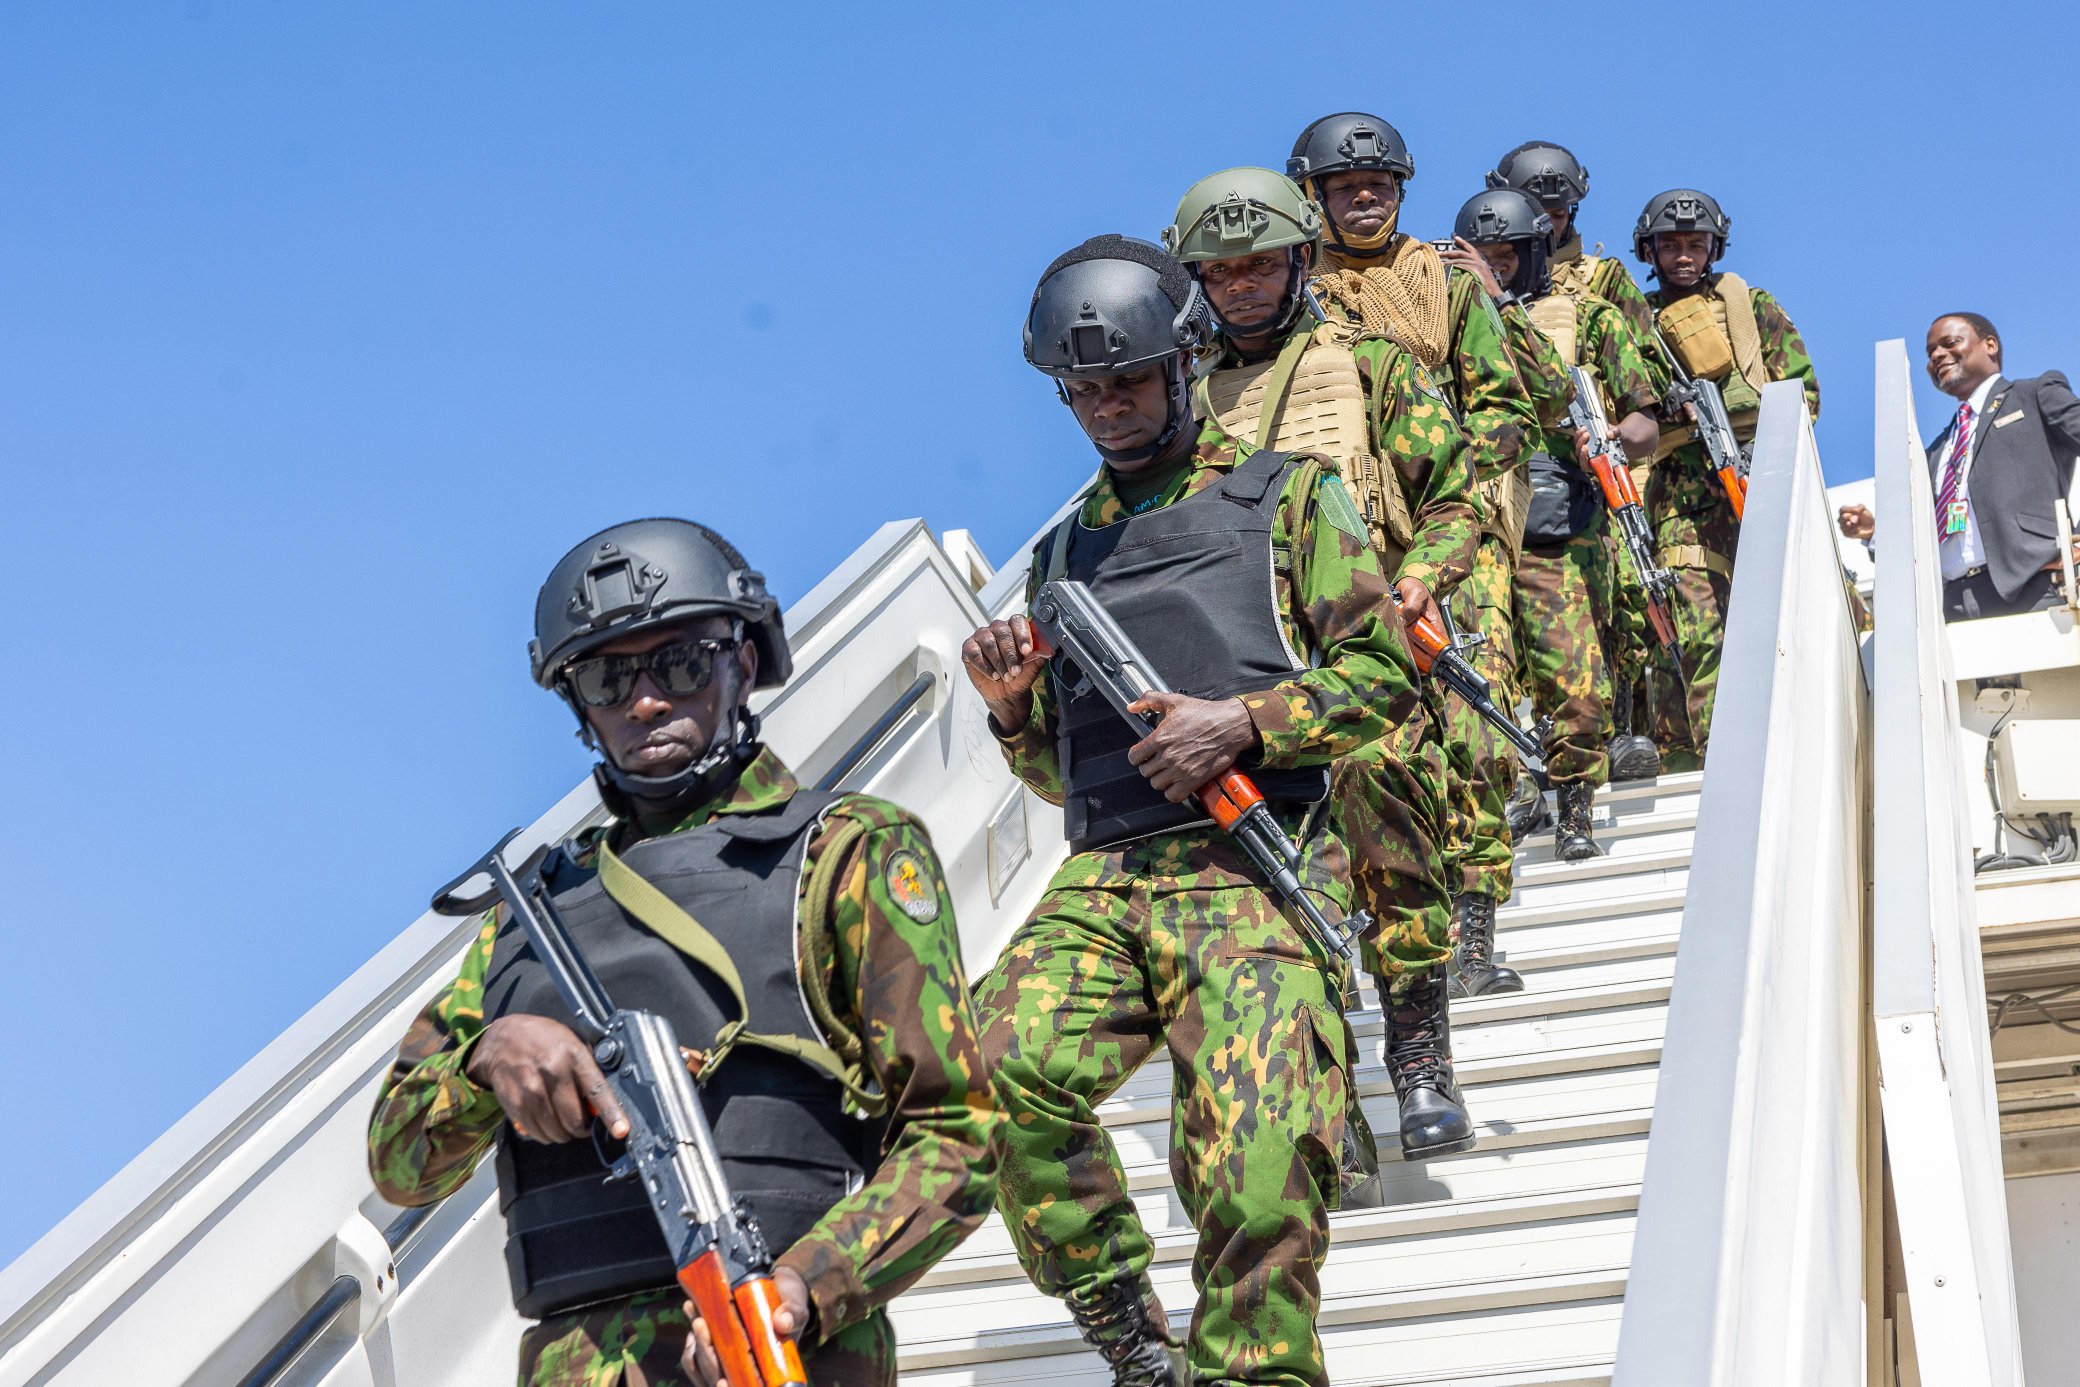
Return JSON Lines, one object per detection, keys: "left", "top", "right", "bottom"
{"left": 1506, "top": 771, "right": 1551, "bottom": 839}
{"left": 1066, "top": 1278, "right": 1187, "bottom": 1387}
{"left": 1381, "top": 970, "right": 1476, "bottom": 1159}
{"left": 1605, "top": 734, "right": 1662, "bottom": 782}
{"left": 1554, "top": 781, "right": 1606, "bottom": 862}
{"left": 1606, "top": 683, "right": 1662, "bottom": 782}
{"left": 1448, "top": 891, "right": 1522, "bottom": 998}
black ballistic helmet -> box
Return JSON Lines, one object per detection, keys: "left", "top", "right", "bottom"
{"left": 1025, "top": 234, "right": 1209, "bottom": 379}
{"left": 1287, "top": 112, "right": 1416, "bottom": 186}
{"left": 1452, "top": 189, "right": 1553, "bottom": 299}
{"left": 1025, "top": 235, "right": 1210, "bottom": 464}
{"left": 1486, "top": 141, "right": 1590, "bottom": 211}
{"left": 1633, "top": 188, "right": 1731, "bottom": 263}
{"left": 531, "top": 518, "right": 790, "bottom": 692}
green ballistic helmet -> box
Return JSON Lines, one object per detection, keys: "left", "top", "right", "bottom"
{"left": 1162, "top": 167, "right": 1323, "bottom": 265}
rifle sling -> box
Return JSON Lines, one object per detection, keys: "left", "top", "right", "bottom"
{"left": 595, "top": 838, "right": 883, "bottom": 1110}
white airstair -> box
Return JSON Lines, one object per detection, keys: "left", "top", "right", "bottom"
{"left": 895, "top": 774, "right": 1697, "bottom": 1386}
{"left": 0, "top": 353, "right": 2058, "bottom": 1386}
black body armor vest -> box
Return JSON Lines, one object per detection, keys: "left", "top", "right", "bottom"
{"left": 1048, "top": 447, "right": 1330, "bottom": 852}
{"left": 480, "top": 788, "right": 884, "bottom": 1318}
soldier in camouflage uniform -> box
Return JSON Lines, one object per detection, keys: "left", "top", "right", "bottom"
{"left": 367, "top": 519, "right": 999, "bottom": 1387}
{"left": 1287, "top": 112, "right": 1544, "bottom": 974}
{"left": 1486, "top": 141, "right": 1668, "bottom": 779}
{"left": 1634, "top": 189, "right": 1820, "bottom": 766}
{"left": 1159, "top": 168, "right": 1479, "bottom": 1154}
{"left": 1452, "top": 191, "right": 1668, "bottom": 890}
{"left": 965, "top": 235, "right": 1428, "bottom": 1386}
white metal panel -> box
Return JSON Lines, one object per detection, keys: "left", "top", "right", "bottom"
{"left": 1613, "top": 383, "right": 1870, "bottom": 1385}
{"left": 1869, "top": 338, "right": 2026, "bottom": 1385}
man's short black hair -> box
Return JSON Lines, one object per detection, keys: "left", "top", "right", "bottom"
{"left": 1934, "top": 311, "right": 2002, "bottom": 362}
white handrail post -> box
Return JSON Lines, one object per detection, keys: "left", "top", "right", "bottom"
{"left": 1614, "top": 381, "right": 1870, "bottom": 1385}
{"left": 1870, "top": 338, "right": 2025, "bottom": 1386}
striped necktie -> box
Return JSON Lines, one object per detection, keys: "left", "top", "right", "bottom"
{"left": 1934, "top": 401, "right": 1975, "bottom": 535}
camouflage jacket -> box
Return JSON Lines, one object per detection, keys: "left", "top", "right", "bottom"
{"left": 1646, "top": 278, "right": 1821, "bottom": 421}
{"left": 366, "top": 748, "right": 1000, "bottom": 1346}
{"left": 994, "top": 428, "right": 1422, "bottom": 890}
{"left": 1318, "top": 243, "right": 1542, "bottom": 493}
{"left": 1198, "top": 315, "right": 1482, "bottom": 599}
{"left": 1549, "top": 231, "right": 1659, "bottom": 354}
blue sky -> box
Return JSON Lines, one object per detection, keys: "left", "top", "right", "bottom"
{"left": 4, "top": 0, "right": 2072, "bottom": 1267}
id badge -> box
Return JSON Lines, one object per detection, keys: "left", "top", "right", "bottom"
{"left": 1943, "top": 498, "right": 1970, "bottom": 536}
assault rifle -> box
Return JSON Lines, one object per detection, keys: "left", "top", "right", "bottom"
{"left": 434, "top": 832, "right": 809, "bottom": 1387}
{"left": 1566, "top": 364, "right": 1688, "bottom": 683}
{"left": 1028, "top": 578, "right": 1366, "bottom": 962}
{"left": 1655, "top": 332, "right": 1749, "bottom": 519}
{"left": 1402, "top": 596, "right": 1547, "bottom": 769}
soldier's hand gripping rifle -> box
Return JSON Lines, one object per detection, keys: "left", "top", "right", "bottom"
{"left": 1655, "top": 334, "right": 1748, "bottom": 519}
{"left": 1567, "top": 364, "right": 1689, "bottom": 684}
{"left": 1028, "top": 579, "right": 1366, "bottom": 963}
{"left": 433, "top": 834, "right": 809, "bottom": 1387}
{"left": 1394, "top": 593, "right": 1547, "bottom": 770}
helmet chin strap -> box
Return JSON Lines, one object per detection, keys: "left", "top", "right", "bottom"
{"left": 1322, "top": 196, "right": 1400, "bottom": 261}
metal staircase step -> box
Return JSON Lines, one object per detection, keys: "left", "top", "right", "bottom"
{"left": 1514, "top": 804, "right": 1699, "bottom": 860}
{"left": 898, "top": 1297, "right": 1624, "bottom": 1386}
{"left": 931, "top": 1133, "right": 1652, "bottom": 1277}
{"left": 1490, "top": 906, "right": 1683, "bottom": 972}
{"left": 891, "top": 1206, "right": 1635, "bottom": 1369}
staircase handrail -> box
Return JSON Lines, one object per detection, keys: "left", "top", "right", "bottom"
{"left": 1614, "top": 381, "right": 1874, "bottom": 1383}
{"left": 1869, "top": 337, "right": 2024, "bottom": 1384}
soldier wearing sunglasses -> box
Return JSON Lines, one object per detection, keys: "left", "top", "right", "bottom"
{"left": 366, "top": 518, "right": 1001, "bottom": 1387}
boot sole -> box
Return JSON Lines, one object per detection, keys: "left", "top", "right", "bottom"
{"left": 1400, "top": 1132, "right": 1478, "bottom": 1160}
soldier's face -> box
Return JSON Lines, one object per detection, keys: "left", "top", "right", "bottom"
{"left": 578, "top": 615, "right": 756, "bottom": 778}
{"left": 1546, "top": 205, "right": 1573, "bottom": 241}
{"left": 1925, "top": 317, "right": 2000, "bottom": 397}
{"left": 1476, "top": 243, "right": 1519, "bottom": 283}
{"left": 1198, "top": 250, "right": 1293, "bottom": 333}
{"left": 1063, "top": 364, "right": 1174, "bottom": 469}
{"left": 1653, "top": 231, "right": 1714, "bottom": 287}
{"left": 1318, "top": 171, "right": 1400, "bottom": 239}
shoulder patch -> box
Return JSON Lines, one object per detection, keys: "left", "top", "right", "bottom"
{"left": 883, "top": 848, "right": 940, "bottom": 923}
{"left": 1315, "top": 473, "right": 1367, "bottom": 541}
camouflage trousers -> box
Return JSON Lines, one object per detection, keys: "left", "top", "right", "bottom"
{"left": 1514, "top": 524, "right": 1617, "bottom": 787}
{"left": 1598, "top": 527, "right": 1652, "bottom": 741}
{"left": 1334, "top": 701, "right": 1455, "bottom": 983}
{"left": 1441, "top": 536, "right": 1521, "bottom": 902}
{"left": 1645, "top": 446, "right": 1742, "bottom": 769}
{"left": 972, "top": 835, "right": 1363, "bottom": 1387}
{"left": 516, "top": 1289, "right": 894, "bottom": 1387}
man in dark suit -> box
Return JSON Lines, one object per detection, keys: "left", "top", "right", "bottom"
{"left": 1839, "top": 312, "right": 2080, "bottom": 620}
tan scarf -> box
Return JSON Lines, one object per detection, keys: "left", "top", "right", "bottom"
{"left": 1314, "top": 233, "right": 1450, "bottom": 372}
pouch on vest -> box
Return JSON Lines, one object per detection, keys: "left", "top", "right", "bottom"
{"left": 1657, "top": 294, "right": 1736, "bottom": 382}
{"left": 1522, "top": 452, "right": 1598, "bottom": 545}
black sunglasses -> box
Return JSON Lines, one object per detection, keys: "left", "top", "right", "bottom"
{"left": 562, "top": 636, "right": 736, "bottom": 709}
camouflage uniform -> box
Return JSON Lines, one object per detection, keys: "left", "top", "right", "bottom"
{"left": 1316, "top": 245, "right": 1542, "bottom": 907}
{"left": 1547, "top": 232, "right": 1659, "bottom": 354}
{"left": 1197, "top": 312, "right": 1480, "bottom": 984}
{"left": 367, "top": 751, "right": 1001, "bottom": 1387}
{"left": 1641, "top": 279, "right": 1819, "bottom": 765}
{"left": 976, "top": 429, "right": 1421, "bottom": 1386}
{"left": 1504, "top": 293, "right": 1665, "bottom": 787}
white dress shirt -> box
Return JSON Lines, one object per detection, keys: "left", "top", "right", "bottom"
{"left": 1937, "top": 373, "right": 2002, "bottom": 583}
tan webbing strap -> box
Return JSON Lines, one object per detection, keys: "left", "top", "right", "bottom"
{"left": 1659, "top": 543, "right": 1735, "bottom": 580}
{"left": 596, "top": 839, "right": 881, "bottom": 1109}
{"left": 1250, "top": 327, "right": 1315, "bottom": 450}
{"left": 1713, "top": 272, "right": 1769, "bottom": 397}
